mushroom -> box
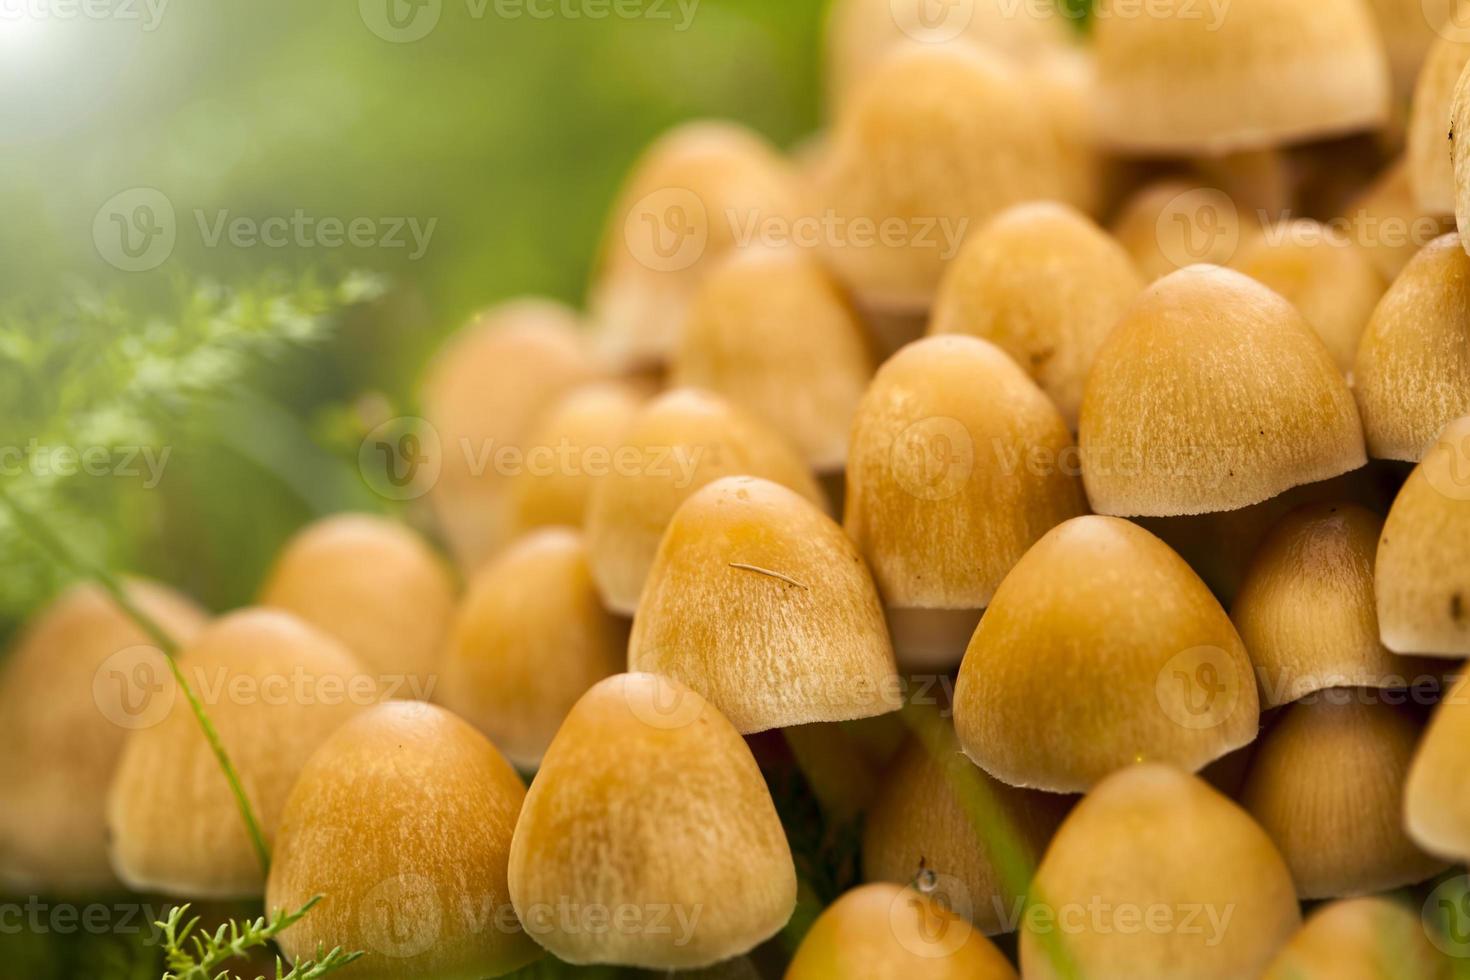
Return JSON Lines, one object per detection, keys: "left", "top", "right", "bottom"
{"left": 1407, "top": 666, "right": 1470, "bottom": 860}
{"left": 1191, "top": 148, "right": 1293, "bottom": 220}
{"left": 0, "top": 581, "right": 204, "bottom": 892}
{"left": 1110, "top": 180, "right": 1249, "bottom": 282}
{"left": 587, "top": 121, "right": 799, "bottom": 369}
{"left": 1079, "top": 265, "right": 1367, "bottom": 517}
{"left": 266, "top": 701, "right": 540, "bottom": 979}
{"left": 1094, "top": 0, "right": 1390, "bottom": 154}
{"left": 106, "top": 608, "right": 375, "bottom": 897}
{"left": 1353, "top": 235, "right": 1470, "bottom": 462}
{"left": 672, "top": 245, "right": 874, "bottom": 473}
{"left": 421, "top": 298, "right": 602, "bottom": 572}
{"left": 507, "top": 673, "right": 796, "bottom": 969}
{"left": 953, "top": 516, "right": 1259, "bottom": 792}
{"left": 258, "top": 513, "right": 455, "bottom": 696}
{"left": 1376, "top": 414, "right": 1470, "bottom": 655}
{"left": 928, "top": 200, "right": 1145, "bottom": 428}
{"left": 1343, "top": 157, "right": 1455, "bottom": 283}
{"left": 1369, "top": 0, "right": 1453, "bottom": 104}
{"left": 845, "top": 336, "right": 1086, "bottom": 669}
{"left": 1232, "top": 502, "right": 1443, "bottom": 707}
{"left": 1452, "top": 57, "right": 1470, "bottom": 250}
{"left": 436, "top": 527, "right": 625, "bottom": 769}
{"left": 629, "top": 476, "right": 900, "bottom": 733}
{"left": 1262, "top": 895, "right": 1452, "bottom": 980}
{"left": 584, "top": 387, "right": 823, "bottom": 616}
{"left": 1020, "top": 764, "right": 1301, "bottom": 980}
{"left": 784, "top": 882, "right": 1019, "bottom": 980}
{"left": 1023, "top": 48, "right": 1107, "bottom": 218}
{"left": 1408, "top": 34, "right": 1470, "bottom": 214}
{"left": 1229, "top": 219, "right": 1386, "bottom": 372}
{"left": 1240, "top": 695, "right": 1446, "bottom": 898}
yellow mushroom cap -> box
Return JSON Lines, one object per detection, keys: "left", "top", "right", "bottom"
{"left": 1109, "top": 180, "right": 1250, "bottom": 283}
{"left": 784, "top": 882, "right": 1019, "bottom": 980}
{"left": 1094, "top": 0, "right": 1390, "bottom": 154}
{"left": 507, "top": 673, "right": 796, "bottom": 969}
{"left": 954, "top": 516, "right": 1259, "bottom": 792}
{"left": 1019, "top": 47, "right": 1107, "bottom": 218}
{"left": 1232, "top": 502, "right": 1442, "bottom": 707}
{"left": 1376, "top": 415, "right": 1470, "bottom": 654}
{"left": 436, "top": 527, "right": 625, "bottom": 769}
{"left": 266, "top": 701, "right": 539, "bottom": 980}
{"left": 507, "top": 382, "right": 646, "bottom": 533}
{"left": 862, "top": 724, "right": 1070, "bottom": 936}
{"left": 584, "top": 387, "right": 823, "bottom": 615}
{"left": 106, "top": 608, "right": 375, "bottom": 897}
{"left": 1263, "top": 896, "right": 1452, "bottom": 980}
{"left": 1230, "top": 220, "right": 1386, "bottom": 372}
{"left": 629, "top": 476, "right": 899, "bottom": 732}
{"left": 672, "top": 245, "right": 874, "bottom": 471}
{"left": 1407, "top": 667, "right": 1470, "bottom": 859}
{"left": 845, "top": 335, "right": 1086, "bottom": 612}
{"left": 588, "top": 121, "right": 799, "bottom": 368}
{"left": 421, "top": 298, "right": 602, "bottom": 572}
{"left": 1079, "top": 264, "right": 1367, "bottom": 517}
{"left": 1020, "top": 764, "right": 1301, "bottom": 980}
{"left": 1240, "top": 695, "right": 1445, "bottom": 899}
{"left": 1354, "top": 235, "right": 1470, "bottom": 462}
{"left": 0, "top": 581, "right": 204, "bottom": 892}
{"left": 1344, "top": 157, "right": 1456, "bottom": 283}
{"left": 258, "top": 513, "right": 455, "bottom": 694}
{"left": 811, "top": 42, "right": 1068, "bottom": 313}
{"left": 1409, "top": 34, "right": 1470, "bottom": 214}
{"left": 1372, "top": 0, "right": 1455, "bottom": 101}
{"left": 929, "top": 201, "right": 1145, "bottom": 428}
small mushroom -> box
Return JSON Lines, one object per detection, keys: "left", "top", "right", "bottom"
{"left": 259, "top": 513, "right": 455, "bottom": 696}
{"left": 845, "top": 336, "right": 1085, "bottom": 669}
{"left": 629, "top": 476, "right": 900, "bottom": 733}
{"left": 672, "top": 245, "right": 874, "bottom": 473}
{"left": 1240, "top": 695, "right": 1447, "bottom": 898}
{"left": 1094, "top": 0, "right": 1390, "bottom": 154}
{"left": 1343, "top": 157, "right": 1455, "bottom": 282}
{"left": 585, "top": 387, "right": 823, "bottom": 615}
{"left": 928, "top": 200, "right": 1145, "bottom": 428}
{"left": 0, "top": 581, "right": 204, "bottom": 892}
{"left": 784, "top": 882, "right": 1018, "bottom": 980}
{"left": 106, "top": 608, "right": 375, "bottom": 897}
{"left": 1020, "top": 764, "right": 1301, "bottom": 980}
{"left": 953, "top": 516, "right": 1259, "bottom": 792}
{"left": 1376, "top": 414, "right": 1470, "bottom": 654}
{"left": 1354, "top": 235, "right": 1470, "bottom": 462}
{"left": 507, "top": 673, "right": 796, "bottom": 969}
{"left": 1406, "top": 667, "right": 1470, "bottom": 861}
{"left": 436, "top": 527, "right": 626, "bottom": 769}
{"left": 1408, "top": 34, "right": 1470, "bottom": 214}
{"left": 1079, "top": 265, "right": 1367, "bottom": 517}
{"left": 266, "top": 701, "right": 540, "bottom": 979}
{"left": 1262, "top": 895, "right": 1452, "bottom": 980}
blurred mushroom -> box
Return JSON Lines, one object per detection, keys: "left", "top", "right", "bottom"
{"left": 1343, "top": 156, "right": 1455, "bottom": 282}
{"left": 1408, "top": 34, "right": 1470, "bottom": 214}
{"left": 1262, "top": 895, "right": 1452, "bottom": 980}
{"left": 1406, "top": 666, "right": 1470, "bottom": 860}
{"left": 1371, "top": 0, "right": 1456, "bottom": 104}
{"left": 1110, "top": 180, "right": 1250, "bottom": 282}
{"left": 436, "top": 527, "right": 626, "bottom": 769}
{"left": 1451, "top": 57, "right": 1470, "bottom": 249}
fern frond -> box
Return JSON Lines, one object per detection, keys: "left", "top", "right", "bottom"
{"left": 155, "top": 897, "right": 360, "bottom": 980}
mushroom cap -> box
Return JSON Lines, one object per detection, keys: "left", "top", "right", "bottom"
{"left": 1408, "top": 35, "right": 1470, "bottom": 215}
{"left": 1354, "top": 235, "right": 1470, "bottom": 462}
{"left": 258, "top": 513, "right": 455, "bottom": 693}
{"left": 1109, "top": 181, "right": 1250, "bottom": 282}
{"left": 1371, "top": 0, "right": 1455, "bottom": 101}
{"left": 421, "top": 298, "right": 601, "bottom": 572}
{"left": 1241, "top": 695, "right": 1446, "bottom": 899}
{"left": 1232, "top": 502, "right": 1443, "bottom": 707}
{"left": 1376, "top": 414, "right": 1470, "bottom": 654}
{"left": 1344, "top": 157, "right": 1456, "bottom": 283}
{"left": 844, "top": 335, "right": 1086, "bottom": 612}
{"left": 1020, "top": 764, "right": 1301, "bottom": 980}
{"left": 1079, "top": 264, "right": 1367, "bottom": 517}
{"left": 1407, "top": 666, "right": 1470, "bottom": 859}
{"left": 954, "top": 516, "right": 1259, "bottom": 792}
{"left": 507, "top": 673, "right": 796, "bottom": 969}
{"left": 436, "top": 528, "right": 626, "bottom": 769}
{"left": 862, "top": 724, "right": 1070, "bottom": 936}
{"left": 784, "top": 882, "right": 1019, "bottom": 980}
{"left": 266, "top": 701, "right": 539, "bottom": 980}
{"left": 811, "top": 42, "right": 1068, "bottom": 312}
{"left": 106, "top": 608, "right": 375, "bottom": 897}
{"left": 1094, "top": 0, "right": 1390, "bottom": 154}
{"left": 673, "top": 245, "right": 874, "bottom": 471}
{"left": 588, "top": 121, "right": 799, "bottom": 368}
{"left": 0, "top": 581, "right": 205, "bottom": 892}
{"left": 629, "top": 476, "right": 900, "bottom": 733}
{"left": 1263, "top": 895, "right": 1452, "bottom": 980}
{"left": 1455, "top": 59, "right": 1470, "bottom": 251}
{"left": 508, "top": 382, "right": 646, "bottom": 532}
{"left": 584, "top": 387, "right": 823, "bottom": 615}
{"left": 1230, "top": 220, "right": 1386, "bottom": 372}
{"left": 928, "top": 201, "right": 1145, "bottom": 428}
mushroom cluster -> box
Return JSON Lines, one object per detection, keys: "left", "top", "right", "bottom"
{"left": 9, "top": 1, "right": 1470, "bottom": 978}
